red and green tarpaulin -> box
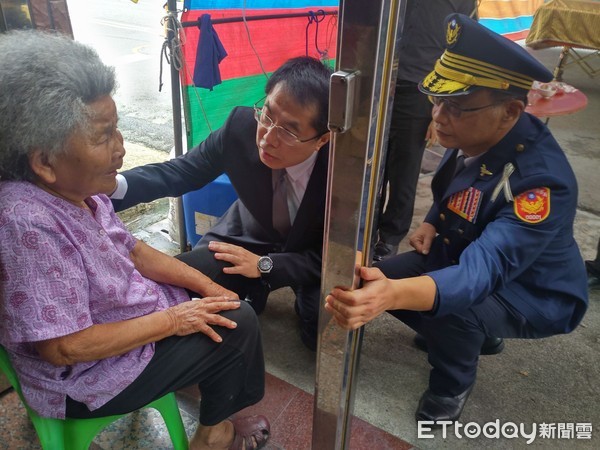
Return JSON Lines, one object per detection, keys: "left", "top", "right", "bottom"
{"left": 179, "top": 1, "right": 543, "bottom": 147}
{"left": 180, "top": 0, "right": 338, "bottom": 147}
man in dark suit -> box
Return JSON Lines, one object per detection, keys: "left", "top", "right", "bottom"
{"left": 111, "top": 57, "right": 332, "bottom": 350}
{"left": 325, "top": 15, "right": 588, "bottom": 423}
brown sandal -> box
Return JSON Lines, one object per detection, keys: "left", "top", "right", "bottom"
{"left": 228, "top": 415, "right": 271, "bottom": 450}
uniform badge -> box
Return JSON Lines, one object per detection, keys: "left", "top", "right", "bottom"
{"left": 514, "top": 188, "right": 550, "bottom": 224}
{"left": 491, "top": 163, "right": 515, "bottom": 202}
{"left": 480, "top": 164, "right": 493, "bottom": 177}
{"left": 447, "top": 187, "right": 482, "bottom": 223}
{"left": 446, "top": 19, "right": 461, "bottom": 47}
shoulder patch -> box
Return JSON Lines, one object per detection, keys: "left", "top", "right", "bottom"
{"left": 514, "top": 188, "right": 550, "bottom": 223}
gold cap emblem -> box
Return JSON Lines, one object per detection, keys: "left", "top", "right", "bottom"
{"left": 446, "top": 19, "right": 461, "bottom": 47}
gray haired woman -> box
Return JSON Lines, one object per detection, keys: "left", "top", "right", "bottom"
{"left": 0, "top": 30, "right": 270, "bottom": 450}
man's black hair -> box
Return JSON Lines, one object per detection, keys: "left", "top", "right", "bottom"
{"left": 265, "top": 56, "right": 332, "bottom": 135}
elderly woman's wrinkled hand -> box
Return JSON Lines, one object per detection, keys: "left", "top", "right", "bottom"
{"left": 166, "top": 297, "right": 241, "bottom": 342}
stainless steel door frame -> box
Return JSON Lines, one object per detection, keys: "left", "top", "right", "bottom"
{"left": 312, "top": 0, "right": 405, "bottom": 448}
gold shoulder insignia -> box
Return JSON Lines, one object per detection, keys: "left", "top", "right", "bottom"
{"left": 480, "top": 164, "right": 493, "bottom": 177}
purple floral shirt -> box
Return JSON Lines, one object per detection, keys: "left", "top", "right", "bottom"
{"left": 0, "top": 181, "right": 189, "bottom": 419}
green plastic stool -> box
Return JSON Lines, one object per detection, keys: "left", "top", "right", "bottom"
{"left": 0, "top": 345, "right": 189, "bottom": 450}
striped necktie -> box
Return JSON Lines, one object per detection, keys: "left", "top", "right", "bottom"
{"left": 272, "top": 169, "right": 291, "bottom": 236}
{"left": 454, "top": 154, "right": 467, "bottom": 177}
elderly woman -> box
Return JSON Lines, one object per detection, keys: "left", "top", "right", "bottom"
{"left": 0, "top": 31, "right": 269, "bottom": 450}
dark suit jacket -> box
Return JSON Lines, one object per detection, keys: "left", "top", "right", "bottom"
{"left": 113, "top": 107, "right": 328, "bottom": 291}
{"left": 423, "top": 113, "right": 588, "bottom": 334}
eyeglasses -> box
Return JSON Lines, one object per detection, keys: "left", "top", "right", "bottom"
{"left": 428, "top": 96, "right": 501, "bottom": 119}
{"left": 253, "top": 102, "right": 322, "bottom": 146}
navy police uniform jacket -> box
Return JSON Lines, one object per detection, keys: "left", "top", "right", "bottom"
{"left": 424, "top": 113, "right": 588, "bottom": 335}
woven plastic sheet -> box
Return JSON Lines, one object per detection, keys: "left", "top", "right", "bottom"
{"left": 526, "top": 0, "right": 600, "bottom": 50}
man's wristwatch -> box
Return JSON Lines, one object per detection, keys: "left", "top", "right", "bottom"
{"left": 257, "top": 256, "right": 273, "bottom": 275}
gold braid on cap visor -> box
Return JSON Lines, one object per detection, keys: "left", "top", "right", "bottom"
{"left": 434, "top": 50, "right": 534, "bottom": 91}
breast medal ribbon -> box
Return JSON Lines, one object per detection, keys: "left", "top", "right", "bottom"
{"left": 447, "top": 187, "right": 483, "bottom": 223}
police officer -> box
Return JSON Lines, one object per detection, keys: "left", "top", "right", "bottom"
{"left": 325, "top": 14, "right": 589, "bottom": 423}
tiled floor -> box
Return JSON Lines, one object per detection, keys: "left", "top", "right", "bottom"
{"left": 0, "top": 372, "right": 412, "bottom": 449}
{"left": 182, "top": 373, "right": 414, "bottom": 450}
{"left": 0, "top": 386, "right": 195, "bottom": 450}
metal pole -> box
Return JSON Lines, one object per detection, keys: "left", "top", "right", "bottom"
{"left": 166, "top": 0, "right": 188, "bottom": 253}
{"left": 312, "top": 0, "right": 404, "bottom": 448}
